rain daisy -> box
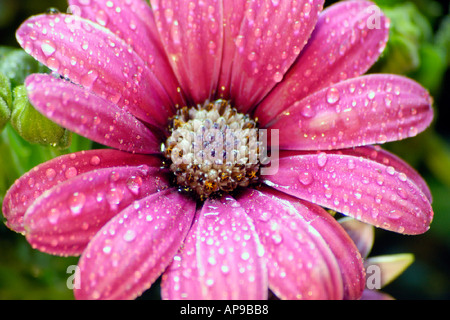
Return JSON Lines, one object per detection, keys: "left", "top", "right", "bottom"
{"left": 2, "top": 0, "right": 433, "bottom": 300}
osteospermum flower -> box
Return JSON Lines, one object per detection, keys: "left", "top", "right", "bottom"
{"left": 3, "top": 0, "right": 434, "bottom": 300}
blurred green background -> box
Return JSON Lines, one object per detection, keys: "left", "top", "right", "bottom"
{"left": 0, "top": 0, "right": 449, "bottom": 299}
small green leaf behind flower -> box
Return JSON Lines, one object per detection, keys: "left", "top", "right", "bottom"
{"left": 0, "top": 73, "right": 12, "bottom": 131}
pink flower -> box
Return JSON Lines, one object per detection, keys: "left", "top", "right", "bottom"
{"left": 3, "top": 0, "right": 433, "bottom": 300}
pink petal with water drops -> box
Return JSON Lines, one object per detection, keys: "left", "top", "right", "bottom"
{"left": 150, "top": 0, "right": 224, "bottom": 104}
{"left": 23, "top": 165, "right": 171, "bottom": 256}
{"left": 214, "top": 0, "right": 246, "bottom": 100}
{"left": 74, "top": 189, "right": 196, "bottom": 300}
{"left": 224, "top": 0, "right": 324, "bottom": 113}
{"left": 69, "top": 0, "right": 185, "bottom": 107}
{"left": 237, "top": 188, "right": 344, "bottom": 300}
{"left": 262, "top": 152, "right": 433, "bottom": 235}
{"left": 256, "top": 0, "right": 389, "bottom": 125}
{"left": 279, "top": 146, "right": 433, "bottom": 202}
{"left": 179, "top": 195, "right": 267, "bottom": 300}
{"left": 2, "top": 149, "right": 162, "bottom": 234}
{"left": 161, "top": 215, "right": 203, "bottom": 300}
{"left": 16, "top": 13, "right": 173, "bottom": 129}
{"left": 25, "top": 74, "right": 161, "bottom": 154}
{"left": 336, "top": 146, "right": 432, "bottom": 202}
{"left": 266, "top": 74, "right": 433, "bottom": 151}
{"left": 251, "top": 187, "right": 366, "bottom": 300}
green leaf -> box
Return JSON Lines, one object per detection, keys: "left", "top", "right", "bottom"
{"left": 436, "top": 14, "right": 450, "bottom": 67}
{"left": 0, "top": 73, "right": 12, "bottom": 131}
{"left": 10, "top": 85, "right": 70, "bottom": 148}
{"left": 410, "top": 43, "right": 447, "bottom": 95}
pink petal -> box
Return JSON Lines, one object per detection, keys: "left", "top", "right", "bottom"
{"left": 279, "top": 145, "right": 433, "bottom": 202}
{"left": 222, "top": 0, "right": 324, "bottom": 113}
{"left": 74, "top": 189, "right": 196, "bottom": 300}
{"left": 336, "top": 146, "right": 432, "bottom": 201}
{"left": 25, "top": 74, "right": 161, "bottom": 154}
{"left": 251, "top": 187, "right": 366, "bottom": 300}
{"left": 360, "top": 289, "right": 394, "bottom": 300}
{"left": 150, "top": 0, "right": 224, "bottom": 104}
{"left": 255, "top": 0, "right": 389, "bottom": 125}
{"left": 69, "top": 0, "right": 185, "bottom": 107}
{"left": 237, "top": 188, "right": 345, "bottom": 300}
{"left": 163, "top": 195, "right": 268, "bottom": 300}
{"left": 215, "top": 0, "right": 247, "bottom": 100}
{"left": 16, "top": 13, "right": 173, "bottom": 128}
{"left": 262, "top": 151, "right": 433, "bottom": 235}
{"left": 23, "top": 165, "right": 171, "bottom": 256}
{"left": 198, "top": 195, "right": 267, "bottom": 299}
{"left": 161, "top": 216, "right": 203, "bottom": 300}
{"left": 2, "top": 149, "right": 162, "bottom": 234}
{"left": 339, "top": 217, "right": 374, "bottom": 259}
{"left": 266, "top": 74, "right": 433, "bottom": 150}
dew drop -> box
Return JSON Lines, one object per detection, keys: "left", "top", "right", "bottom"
{"left": 389, "top": 209, "right": 403, "bottom": 220}
{"left": 386, "top": 166, "right": 395, "bottom": 176}
{"left": 127, "top": 175, "right": 143, "bottom": 195}
{"left": 106, "top": 188, "right": 123, "bottom": 207}
{"left": 273, "top": 72, "right": 283, "bottom": 83}
{"left": 398, "top": 172, "right": 407, "bottom": 182}
{"left": 81, "top": 70, "right": 99, "bottom": 88}
{"left": 317, "top": 152, "right": 328, "bottom": 168}
{"left": 123, "top": 229, "right": 136, "bottom": 242}
{"left": 41, "top": 40, "right": 56, "bottom": 56}
{"left": 90, "top": 155, "right": 101, "bottom": 166}
{"left": 46, "top": 57, "right": 60, "bottom": 71}
{"left": 303, "top": 2, "right": 312, "bottom": 15}
{"left": 65, "top": 167, "right": 78, "bottom": 179}
{"left": 257, "top": 211, "right": 272, "bottom": 222}
{"left": 69, "top": 192, "right": 86, "bottom": 215}
{"left": 300, "top": 104, "right": 315, "bottom": 118}
{"left": 271, "top": 233, "right": 283, "bottom": 244}
{"left": 221, "top": 265, "right": 230, "bottom": 274}
{"left": 48, "top": 208, "right": 59, "bottom": 225}
{"left": 45, "top": 168, "right": 57, "bottom": 181}
{"left": 326, "top": 87, "right": 340, "bottom": 104}
{"left": 298, "top": 172, "right": 314, "bottom": 186}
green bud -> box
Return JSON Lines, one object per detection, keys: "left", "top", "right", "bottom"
{"left": 0, "top": 47, "right": 49, "bottom": 88}
{"left": 10, "top": 85, "right": 70, "bottom": 148}
{"left": 0, "top": 72, "right": 12, "bottom": 130}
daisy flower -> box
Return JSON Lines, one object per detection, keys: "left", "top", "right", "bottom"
{"left": 2, "top": 0, "right": 433, "bottom": 300}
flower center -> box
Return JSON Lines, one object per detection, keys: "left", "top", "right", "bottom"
{"left": 163, "top": 100, "right": 261, "bottom": 200}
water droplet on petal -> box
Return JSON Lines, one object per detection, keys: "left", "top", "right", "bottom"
{"left": 45, "top": 168, "right": 57, "bottom": 181}
{"left": 386, "top": 166, "right": 395, "bottom": 176}
{"left": 273, "top": 72, "right": 283, "bottom": 83}
{"left": 65, "top": 167, "right": 78, "bottom": 179}
{"left": 41, "top": 40, "right": 56, "bottom": 56}
{"left": 69, "top": 192, "right": 86, "bottom": 215}
{"left": 326, "top": 87, "right": 340, "bottom": 104}
{"left": 317, "top": 152, "right": 328, "bottom": 167}
{"left": 81, "top": 70, "right": 99, "bottom": 88}
{"left": 90, "top": 156, "right": 101, "bottom": 166}
{"left": 127, "top": 175, "right": 143, "bottom": 195}
{"left": 298, "top": 172, "right": 314, "bottom": 186}
{"left": 48, "top": 208, "right": 59, "bottom": 224}
{"left": 123, "top": 229, "right": 136, "bottom": 242}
